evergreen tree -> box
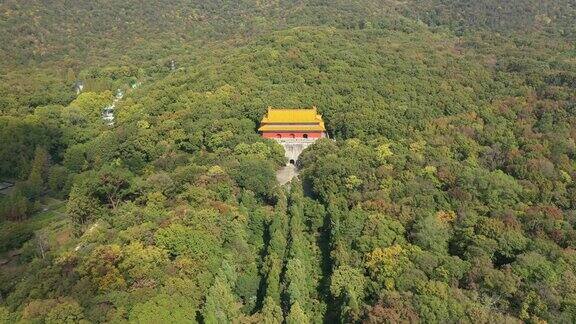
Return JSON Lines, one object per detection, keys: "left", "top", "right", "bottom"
{"left": 286, "top": 302, "right": 309, "bottom": 324}
{"left": 260, "top": 296, "right": 283, "bottom": 324}
{"left": 202, "top": 275, "right": 242, "bottom": 324}
{"left": 25, "top": 147, "right": 50, "bottom": 200}
{"left": 264, "top": 254, "right": 282, "bottom": 304}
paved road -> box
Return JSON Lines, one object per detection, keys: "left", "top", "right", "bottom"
{"left": 276, "top": 164, "right": 299, "bottom": 185}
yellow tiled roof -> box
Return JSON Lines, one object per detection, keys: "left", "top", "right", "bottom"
{"left": 261, "top": 107, "right": 323, "bottom": 124}
{"left": 258, "top": 124, "right": 326, "bottom": 132}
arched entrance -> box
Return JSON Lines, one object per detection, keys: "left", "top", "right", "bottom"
{"left": 276, "top": 134, "right": 282, "bottom": 138}
{"left": 289, "top": 159, "right": 295, "bottom": 165}
{"left": 303, "top": 134, "right": 308, "bottom": 139}
{"left": 290, "top": 134, "right": 295, "bottom": 138}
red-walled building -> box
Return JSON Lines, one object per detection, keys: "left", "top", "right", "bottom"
{"left": 258, "top": 107, "right": 326, "bottom": 139}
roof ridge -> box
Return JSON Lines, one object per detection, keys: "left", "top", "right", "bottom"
{"left": 267, "top": 107, "right": 316, "bottom": 110}
{"left": 261, "top": 107, "right": 324, "bottom": 125}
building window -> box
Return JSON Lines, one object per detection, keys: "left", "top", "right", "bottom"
{"left": 276, "top": 134, "right": 282, "bottom": 138}
{"left": 290, "top": 134, "right": 295, "bottom": 138}
{"left": 303, "top": 134, "right": 308, "bottom": 139}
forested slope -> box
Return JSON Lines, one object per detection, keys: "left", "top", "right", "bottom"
{"left": 1, "top": 0, "right": 573, "bottom": 63}
{"left": 407, "top": 0, "right": 576, "bottom": 35}
{"left": 1, "top": 0, "right": 576, "bottom": 323}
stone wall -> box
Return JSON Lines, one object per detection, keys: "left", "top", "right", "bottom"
{"left": 275, "top": 138, "right": 317, "bottom": 165}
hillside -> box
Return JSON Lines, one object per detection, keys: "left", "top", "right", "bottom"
{"left": 1, "top": 0, "right": 576, "bottom": 323}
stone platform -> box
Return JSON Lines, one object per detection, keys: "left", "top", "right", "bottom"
{"left": 275, "top": 138, "right": 317, "bottom": 165}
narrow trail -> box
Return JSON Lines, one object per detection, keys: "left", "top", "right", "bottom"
{"left": 276, "top": 164, "right": 298, "bottom": 185}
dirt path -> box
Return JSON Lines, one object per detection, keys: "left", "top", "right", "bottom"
{"left": 276, "top": 164, "right": 299, "bottom": 185}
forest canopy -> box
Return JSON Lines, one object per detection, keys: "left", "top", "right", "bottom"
{"left": 0, "top": 0, "right": 575, "bottom": 323}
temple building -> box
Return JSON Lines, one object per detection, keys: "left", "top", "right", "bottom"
{"left": 259, "top": 107, "right": 327, "bottom": 164}
{"left": 258, "top": 107, "right": 326, "bottom": 139}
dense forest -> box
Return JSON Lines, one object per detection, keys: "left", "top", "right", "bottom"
{"left": 1, "top": 0, "right": 575, "bottom": 323}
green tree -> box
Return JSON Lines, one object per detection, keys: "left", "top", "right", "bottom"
{"left": 229, "top": 157, "right": 276, "bottom": 199}
{"left": 45, "top": 299, "right": 86, "bottom": 324}
{"left": 286, "top": 301, "right": 309, "bottom": 324}
{"left": 285, "top": 258, "right": 310, "bottom": 310}
{"left": 203, "top": 275, "right": 243, "bottom": 324}
{"left": 264, "top": 254, "right": 282, "bottom": 304}
{"left": 130, "top": 293, "right": 197, "bottom": 323}
{"left": 25, "top": 146, "right": 50, "bottom": 199}
{"left": 260, "top": 296, "right": 283, "bottom": 324}
{"left": 94, "top": 166, "right": 134, "bottom": 210}
{"left": 0, "top": 306, "right": 14, "bottom": 323}
{"left": 155, "top": 224, "right": 220, "bottom": 262}
{"left": 77, "top": 244, "right": 126, "bottom": 291}
{"left": 356, "top": 213, "right": 406, "bottom": 253}
{"left": 47, "top": 165, "right": 71, "bottom": 197}
{"left": 0, "top": 190, "right": 32, "bottom": 221}
{"left": 411, "top": 214, "right": 450, "bottom": 254}
{"left": 118, "top": 242, "right": 169, "bottom": 285}
{"left": 66, "top": 183, "right": 102, "bottom": 228}
{"left": 331, "top": 265, "right": 366, "bottom": 321}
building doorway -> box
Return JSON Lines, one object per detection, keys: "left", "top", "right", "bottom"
{"left": 303, "top": 134, "right": 308, "bottom": 139}
{"left": 276, "top": 134, "right": 282, "bottom": 138}
{"left": 290, "top": 134, "right": 295, "bottom": 138}
{"left": 289, "top": 159, "right": 295, "bottom": 165}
